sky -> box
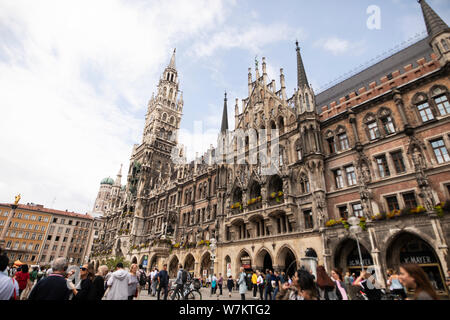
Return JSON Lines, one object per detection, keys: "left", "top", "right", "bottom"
{"left": 0, "top": 0, "right": 449, "bottom": 214}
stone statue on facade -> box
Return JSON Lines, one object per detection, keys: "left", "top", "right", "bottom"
{"left": 314, "top": 192, "right": 326, "bottom": 228}
{"left": 412, "top": 147, "right": 426, "bottom": 171}
{"left": 360, "top": 161, "right": 372, "bottom": 184}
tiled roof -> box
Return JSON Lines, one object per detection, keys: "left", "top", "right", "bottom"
{"left": 315, "top": 38, "right": 433, "bottom": 112}
{"left": 0, "top": 203, "right": 93, "bottom": 220}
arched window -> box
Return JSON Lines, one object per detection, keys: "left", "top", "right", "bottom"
{"left": 169, "top": 116, "right": 175, "bottom": 125}
{"left": 162, "top": 113, "right": 167, "bottom": 121}
{"left": 305, "top": 93, "right": 310, "bottom": 110}
{"left": 203, "top": 182, "right": 208, "bottom": 198}
{"left": 278, "top": 116, "right": 285, "bottom": 134}
{"left": 336, "top": 126, "right": 350, "bottom": 151}
{"left": 377, "top": 108, "right": 396, "bottom": 135}
{"left": 169, "top": 88, "right": 174, "bottom": 100}
{"left": 325, "top": 130, "right": 337, "bottom": 154}
{"left": 299, "top": 173, "right": 310, "bottom": 194}
{"left": 430, "top": 85, "right": 450, "bottom": 116}
{"left": 413, "top": 92, "right": 435, "bottom": 123}
{"left": 364, "top": 113, "right": 380, "bottom": 141}
{"left": 278, "top": 147, "right": 285, "bottom": 166}
{"left": 295, "top": 139, "right": 303, "bottom": 161}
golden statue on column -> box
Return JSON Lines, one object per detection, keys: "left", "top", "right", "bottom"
{"left": 14, "top": 194, "right": 21, "bottom": 206}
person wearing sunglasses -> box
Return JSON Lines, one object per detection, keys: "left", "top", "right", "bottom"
{"left": 71, "top": 264, "right": 94, "bottom": 301}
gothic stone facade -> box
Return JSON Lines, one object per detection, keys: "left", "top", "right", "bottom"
{"left": 90, "top": 0, "right": 450, "bottom": 294}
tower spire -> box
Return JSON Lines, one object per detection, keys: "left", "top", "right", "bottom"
{"left": 115, "top": 164, "right": 122, "bottom": 186}
{"left": 169, "top": 48, "right": 176, "bottom": 69}
{"left": 419, "top": 0, "right": 450, "bottom": 39}
{"left": 296, "top": 41, "right": 309, "bottom": 89}
{"left": 220, "top": 91, "right": 229, "bottom": 134}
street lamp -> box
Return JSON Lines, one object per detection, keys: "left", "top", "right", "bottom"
{"left": 209, "top": 238, "right": 218, "bottom": 299}
{"left": 209, "top": 238, "right": 217, "bottom": 278}
{"left": 348, "top": 215, "right": 365, "bottom": 272}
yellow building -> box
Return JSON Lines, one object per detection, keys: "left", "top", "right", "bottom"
{"left": 0, "top": 203, "right": 52, "bottom": 265}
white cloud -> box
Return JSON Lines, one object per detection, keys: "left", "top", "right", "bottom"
{"left": 0, "top": 0, "right": 233, "bottom": 213}
{"left": 190, "top": 23, "right": 305, "bottom": 57}
{"left": 314, "top": 37, "right": 367, "bottom": 56}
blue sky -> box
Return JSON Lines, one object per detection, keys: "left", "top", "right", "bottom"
{"left": 0, "top": 0, "right": 449, "bottom": 214}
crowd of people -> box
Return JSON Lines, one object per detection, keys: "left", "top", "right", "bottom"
{"left": 1, "top": 249, "right": 449, "bottom": 300}
{"left": 0, "top": 249, "right": 171, "bottom": 301}
{"left": 202, "top": 265, "right": 449, "bottom": 301}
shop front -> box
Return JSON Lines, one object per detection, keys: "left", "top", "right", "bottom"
{"left": 386, "top": 232, "right": 449, "bottom": 297}
{"left": 334, "top": 238, "right": 374, "bottom": 278}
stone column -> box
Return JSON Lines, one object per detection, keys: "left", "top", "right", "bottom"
{"left": 348, "top": 111, "right": 360, "bottom": 144}
{"left": 393, "top": 89, "right": 410, "bottom": 131}
{"left": 314, "top": 130, "right": 321, "bottom": 153}
{"left": 321, "top": 232, "right": 332, "bottom": 272}
{"left": 430, "top": 215, "right": 449, "bottom": 272}
{"left": 194, "top": 261, "right": 200, "bottom": 277}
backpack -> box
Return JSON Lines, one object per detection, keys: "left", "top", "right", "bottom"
{"left": 139, "top": 271, "right": 147, "bottom": 286}
{"left": 181, "top": 270, "right": 188, "bottom": 284}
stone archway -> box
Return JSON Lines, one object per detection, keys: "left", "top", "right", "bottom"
{"left": 168, "top": 255, "right": 179, "bottom": 278}
{"left": 386, "top": 232, "right": 448, "bottom": 295}
{"left": 255, "top": 248, "right": 273, "bottom": 272}
{"left": 236, "top": 249, "right": 252, "bottom": 276}
{"left": 149, "top": 255, "right": 158, "bottom": 270}
{"left": 200, "top": 252, "right": 212, "bottom": 279}
{"left": 131, "top": 256, "right": 138, "bottom": 264}
{"left": 277, "top": 246, "right": 298, "bottom": 277}
{"left": 333, "top": 238, "right": 373, "bottom": 277}
{"left": 184, "top": 254, "right": 195, "bottom": 273}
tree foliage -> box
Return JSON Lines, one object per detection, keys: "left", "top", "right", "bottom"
{"left": 105, "top": 256, "right": 130, "bottom": 271}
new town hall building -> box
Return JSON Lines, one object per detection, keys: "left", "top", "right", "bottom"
{"left": 90, "top": 0, "right": 450, "bottom": 296}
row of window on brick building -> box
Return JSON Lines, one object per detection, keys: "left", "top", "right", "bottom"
{"left": 324, "top": 86, "right": 450, "bottom": 157}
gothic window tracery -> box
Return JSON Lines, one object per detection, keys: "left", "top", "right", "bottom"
{"left": 295, "top": 139, "right": 303, "bottom": 161}
{"left": 364, "top": 113, "right": 381, "bottom": 141}
{"left": 413, "top": 92, "right": 435, "bottom": 123}
{"left": 378, "top": 107, "right": 396, "bottom": 135}
{"left": 299, "top": 173, "right": 310, "bottom": 194}
{"left": 430, "top": 85, "right": 450, "bottom": 116}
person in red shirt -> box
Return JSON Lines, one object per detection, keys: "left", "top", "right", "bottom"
{"left": 14, "top": 264, "right": 31, "bottom": 296}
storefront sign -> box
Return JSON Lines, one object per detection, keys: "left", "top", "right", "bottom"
{"left": 226, "top": 263, "right": 232, "bottom": 277}
{"left": 242, "top": 264, "right": 252, "bottom": 269}
{"left": 348, "top": 259, "right": 373, "bottom": 267}
{"left": 142, "top": 255, "right": 148, "bottom": 267}
{"left": 347, "top": 253, "right": 373, "bottom": 267}
{"left": 401, "top": 254, "right": 436, "bottom": 264}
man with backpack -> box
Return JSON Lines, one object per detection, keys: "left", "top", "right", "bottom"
{"left": 172, "top": 264, "right": 187, "bottom": 300}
